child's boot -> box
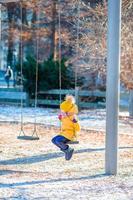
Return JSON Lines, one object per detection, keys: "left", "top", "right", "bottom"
{"left": 64, "top": 147, "right": 74, "bottom": 160}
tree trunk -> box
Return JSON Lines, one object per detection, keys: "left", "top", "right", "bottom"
{"left": 129, "top": 89, "right": 133, "bottom": 116}
{"left": 29, "top": 9, "right": 37, "bottom": 57}
{"left": 51, "top": 0, "right": 57, "bottom": 60}
{"left": 22, "top": 7, "right": 28, "bottom": 25}
{"left": 7, "top": 3, "right": 15, "bottom": 67}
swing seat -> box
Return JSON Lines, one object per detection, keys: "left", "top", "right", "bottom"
{"left": 67, "top": 140, "right": 79, "bottom": 144}
{"left": 17, "top": 135, "right": 39, "bottom": 140}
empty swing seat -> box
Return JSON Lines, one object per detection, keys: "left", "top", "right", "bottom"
{"left": 17, "top": 135, "right": 39, "bottom": 140}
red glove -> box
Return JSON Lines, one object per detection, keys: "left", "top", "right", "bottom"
{"left": 58, "top": 114, "right": 62, "bottom": 120}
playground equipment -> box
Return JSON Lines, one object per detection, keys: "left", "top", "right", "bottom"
{"left": 17, "top": 1, "right": 40, "bottom": 140}
{"left": 105, "top": 0, "right": 121, "bottom": 175}
{"left": 17, "top": 0, "right": 80, "bottom": 142}
{"left": 0, "top": 0, "right": 122, "bottom": 175}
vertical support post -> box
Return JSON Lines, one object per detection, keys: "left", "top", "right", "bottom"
{"left": 105, "top": 0, "right": 122, "bottom": 175}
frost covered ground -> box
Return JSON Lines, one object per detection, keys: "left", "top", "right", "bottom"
{"left": 0, "top": 105, "right": 133, "bottom": 199}
{"left": 0, "top": 105, "right": 132, "bottom": 134}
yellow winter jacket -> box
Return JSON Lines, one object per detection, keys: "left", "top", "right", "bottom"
{"left": 59, "top": 101, "right": 81, "bottom": 141}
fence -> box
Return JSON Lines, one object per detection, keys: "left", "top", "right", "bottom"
{"left": 0, "top": 88, "right": 129, "bottom": 110}
{"left": 0, "top": 88, "right": 29, "bottom": 106}
{"left": 30, "top": 88, "right": 106, "bottom": 109}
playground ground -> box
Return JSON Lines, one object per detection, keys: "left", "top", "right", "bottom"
{"left": 0, "top": 122, "right": 133, "bottom": 200}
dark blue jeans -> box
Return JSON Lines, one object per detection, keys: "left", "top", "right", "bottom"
{"left": 52, "top": 135, "right": 70, "bottom": 151}
{"left": 5, "top": 76, "right": 10, "bottom": 87}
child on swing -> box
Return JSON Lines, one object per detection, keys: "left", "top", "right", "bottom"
{"left": 52, "top": 95, "right": 80, "bottom": 160}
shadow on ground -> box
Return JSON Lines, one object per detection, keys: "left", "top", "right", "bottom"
{"left": 0, "top": 173, "right": 108, "bottom": 188}
{"left": 0, "top": 147, "right": 105, "bottom": 166}
{"left": 0, "top": 146, "right": 132, "bottom": 166}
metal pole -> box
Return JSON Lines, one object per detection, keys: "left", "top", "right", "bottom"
{"left": 105, "top": 0, "right": 121, "bottom": 175}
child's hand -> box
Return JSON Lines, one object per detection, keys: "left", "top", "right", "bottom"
{"left": 72, "top": 118, "right": 78, "bottom": 123}
{"left": 58, "top": 114, "right": 62, "bottom": 120}
{"left": 58, "top": 111, "right": 66, "bottom": 120}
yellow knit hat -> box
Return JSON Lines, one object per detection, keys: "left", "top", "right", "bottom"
{"left": 60, "top": 95, "right": 78, "bottom": 113}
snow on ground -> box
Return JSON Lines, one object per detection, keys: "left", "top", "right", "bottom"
{"left": 0, "top": 105, "right": 132, "bottom": 134}
{"left": 0, "top": 123, "right": 133, "bottom": 200}
{"left": 0, "top": 105, "right": 133, "bottom": 199}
